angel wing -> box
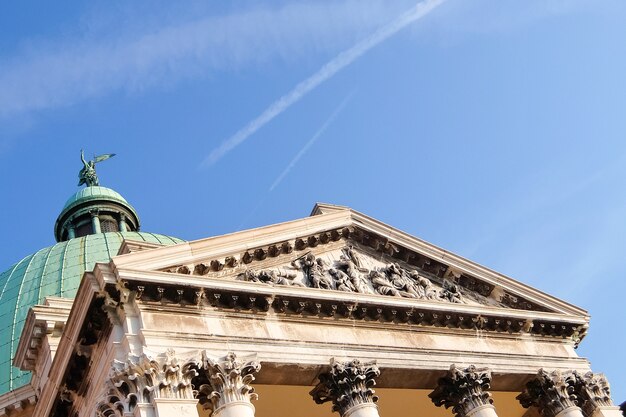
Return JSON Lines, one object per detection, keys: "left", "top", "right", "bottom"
{"left": 93, "top": 153, "right": 116, "bottom": 163}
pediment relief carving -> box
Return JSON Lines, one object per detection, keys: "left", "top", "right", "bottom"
{"left": 157, "top": 226, "right": 548, "bottom": 312}
{"left": 236, "top": 246, "right": 465, "bottom": 306}
{"left": 118, "top": 229, "right": 587, "bottom": 343}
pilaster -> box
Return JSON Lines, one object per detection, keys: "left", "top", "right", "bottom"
{"left": 310, "top": 359, "right": 381, "bottom": 417}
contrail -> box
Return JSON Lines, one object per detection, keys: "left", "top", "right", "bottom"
{"left": 201, "top": 0, "right": 445, "bottom": 168}
{"left": 269, "top": 91, "right": 355, "bottom": 192}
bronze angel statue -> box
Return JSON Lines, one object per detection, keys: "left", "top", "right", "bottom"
{"left": 78, "top": 150, "right": 116, "bottom": 187}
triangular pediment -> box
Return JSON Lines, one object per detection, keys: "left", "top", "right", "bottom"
{"left": 110, "top": 204, "right": 588, "bottom": 342}
{"left": 160, "top": 242, "right": 495, "bottom": 309}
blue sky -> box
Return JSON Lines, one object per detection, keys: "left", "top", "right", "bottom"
{"left": 1, "top": 0, "right": 625, "bottom": 402}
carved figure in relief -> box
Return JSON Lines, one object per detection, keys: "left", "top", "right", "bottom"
{"left": 328, "top": 268, "right": 357, "bottom": 292}
{"left": 341, "top": 245, "right": 363, "bottom": 268}
{"left": 418, "top": 275, "right": 440, "bottom": 300}
{"left": 239, "top": 269, "right": 302, "bottom": 286}
{"left": 384, "top": 263, "right": 422, "bottom": 298}
{"left": 293, "top": 253, "right": 334, "bottom": 290}
{"left": 369, "top": 269, "right": 402, "bottom": 297}
{"left": 337, "top": 246, "right": 370, "bottom": 293}
{"left": 440, "top": 281, "right": 463, "bottom": 303}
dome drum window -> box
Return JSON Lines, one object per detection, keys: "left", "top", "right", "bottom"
{"left": 100, "top": 217, "right": 118, "bottom": 233}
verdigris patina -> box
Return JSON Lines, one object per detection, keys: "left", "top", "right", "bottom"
{"left": 78, "top": 149, "right": 116, "bottom": 186}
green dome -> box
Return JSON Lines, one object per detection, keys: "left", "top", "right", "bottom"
{"left": 61, "top": 186, "right": 132, "bottom": 213}
{"left": 55, "top": 186, "right": 141, "bottom": 241}
{"left": 0, "top": 232, "right": 184, "bottom": 394}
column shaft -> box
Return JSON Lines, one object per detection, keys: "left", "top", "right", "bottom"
{"left": 213, "top": 402, "right": 256, "bottom": 417}
{"left": 467, "top": 404, "right": 499, "bottom": 417}
{"left": 591, "top": 407, "right": 625, "bottom": 417}
{"left": 119, "top": 213, "right": 128, "bottom": 232}
{"left": 555, "top": 406, "right": 585, "bottom": 417}
{"left": 91, "top": 213, "right": 101, "bottom": 234}
{"left": 152, "top": 398, "right": 200, "bottom": 417}
{"left": 343, "top": 403, "right": 380, "bottom": 417}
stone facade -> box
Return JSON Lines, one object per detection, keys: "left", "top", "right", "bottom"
{"left": 2, "top": 204, "right": 619, "bottom": 417}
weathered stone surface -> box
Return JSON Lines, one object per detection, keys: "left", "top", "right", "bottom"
{"left": 189, "top": 352, "right": 261, "bottom": 415}
{"left": 572, "top": 371, "right": 614, "bottom": 416}
{"left": 429, "top": 365, "right": 493, "bottom": 417}
{"left": 311, "top": 359, "right": 380, "bottom": 416}
{"left": 517, "top": 369, "right": 580, "bottom": 417}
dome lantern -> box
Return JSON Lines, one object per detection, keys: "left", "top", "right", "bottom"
{"left": 53, "top": 151, "right": 140, "bottom": 242}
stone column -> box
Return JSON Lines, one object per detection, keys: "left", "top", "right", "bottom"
{"left": 90, "top": 210, "right": 101, "bottom": 234}
{"left": 194, "top": 352, "right": 261, "bottom": 417}
{"left": 572, "top": 372, "right": 622, "bottom": 417}
{"left": 429, "top": 365, "right": 499, "bottom": 417}
{"left": 310, "top": 359, "right": 381, "bottom": 417}
{"left": 517, "top": 369, "right": 584, "bottom": 417}
{"left": 66, "top": 219, "right": 76, "bottom": 239}
{"left": 119, "top": 213, "right": 128, "bottom": 232}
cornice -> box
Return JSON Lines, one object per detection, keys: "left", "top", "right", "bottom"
{"left": 346, "top": 208, "right": 588, "bottom": 317}
{"left": 13, "top": 298, "right": 73, "bottom": 371}
{"left": 0, "top": 385, "right": 37, "bottom": 417}
{"left": 112, "top": 210, "right": 352, "bottom": 270}
{"left": 34, "top": 273, "right": 103, "bottom": 417}
{"left": 108, "top": 206, "right": 588, "bottom": 321}
{"left": 115, "top": 266, "right": 588, "bottom": 344}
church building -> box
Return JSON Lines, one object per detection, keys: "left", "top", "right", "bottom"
{"left": 0, "top": 155, "right": 622, "bottom": 417}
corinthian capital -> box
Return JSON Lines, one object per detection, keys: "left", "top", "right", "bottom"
{"left": 100, "top": 350, "right": 199, "bottom": 415}
{"left": 572, "top": 371, "right": 614, "bottom": 416}
{"left": 310, "top": 358, "right": 380, "bottom": 416}
{"left": 517, "top": 369, "right": 579, "bottom": 417}
{"left": 429, "top": 365, "right": 493, "bottom": 417}
{"left": 194, "top": 352, "right": 261, "bottom": 414}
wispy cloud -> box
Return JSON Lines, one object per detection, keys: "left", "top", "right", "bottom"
{"left": 200, "top": 0, "right": 446, "bottom": 168}
{"left": 269, "top": 90, "right": 355, "bottom": 192}
{"left": 0, "top": 1, "right": 413, "bottom": 118}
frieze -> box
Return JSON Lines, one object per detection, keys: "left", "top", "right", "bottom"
{"left": 124, "top": 278, "right": 586, "bottom": 343}
{"left": 233, "top": 246, "right": 465, "bottom": 305}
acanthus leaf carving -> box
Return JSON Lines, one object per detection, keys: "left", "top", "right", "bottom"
{"left": 190, "top": 351, "right": 261, "bottom": 415}
{"left": 429, "top": 365, "right": 493, "bottom": 417}
{"left": 517, "top": 369, "right": 579, "bottom": 417}
{"left": 101, "top": 349, "right": 199, "bottom": 416}
{"left": 572, "top": 371, "right": 614, "bottom": 416}
{"left": 310, "top": 359, "right": 380, "bottom": 416}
